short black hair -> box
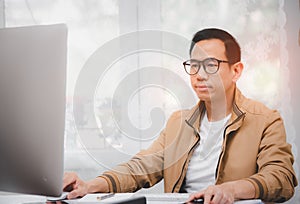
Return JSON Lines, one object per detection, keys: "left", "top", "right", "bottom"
{"left": 190, "top": 28, "right": 241, "bottom": 64}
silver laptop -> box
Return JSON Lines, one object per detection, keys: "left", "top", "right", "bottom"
{"left": 0, "top": 24, "right": 67, "bottom": 197}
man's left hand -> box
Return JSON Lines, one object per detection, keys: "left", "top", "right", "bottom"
{"left": 187, "top": 183, "right": 234, "bottom": 204}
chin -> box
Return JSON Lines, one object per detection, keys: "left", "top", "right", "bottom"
{"left": 197, "top": 94, "right": 212, "bottom": 102}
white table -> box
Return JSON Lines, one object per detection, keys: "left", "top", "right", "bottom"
{"left": 0, "top": 192, "right": 264, "bottom": 204}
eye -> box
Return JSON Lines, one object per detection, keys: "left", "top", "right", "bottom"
{"left": 190, "top": 62, "right": 199, "bottom": 69}
{"left": 204, "top": 59, "right": 217, "bottom": 66}
{"left": 204, "top": 59, "right": 218, "bottom": 68}
{"left": 206, "top": 63, "right": 217, "bottom": 68}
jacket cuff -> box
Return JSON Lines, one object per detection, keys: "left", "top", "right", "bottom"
{"left": 98, "top": 173, "right": 121, "bottom": 193}
{"left": 244, "top": 177, "right": 267, "bottom": 199}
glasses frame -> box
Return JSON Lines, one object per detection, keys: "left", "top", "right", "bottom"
{"left": 183, "top": 57, "right": 229, "bottom": 75}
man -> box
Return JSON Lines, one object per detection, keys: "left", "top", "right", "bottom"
{"left": 63, "top": 28, "right": 297, "bottom": 203}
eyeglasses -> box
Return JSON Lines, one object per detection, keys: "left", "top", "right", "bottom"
{"left": 183, "top": 58, "right": 229, "bottom": 75}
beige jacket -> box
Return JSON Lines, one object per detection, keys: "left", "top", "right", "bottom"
{"left": 100, "top": 89, "right": 298, "bottom": 202}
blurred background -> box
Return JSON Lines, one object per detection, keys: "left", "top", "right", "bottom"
{"left": 0, "top": 0, "right": 299, "bottom": 202}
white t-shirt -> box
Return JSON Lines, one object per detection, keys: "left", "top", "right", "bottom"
{"left": 184, "top": 113, "right": 231, "bottom": 192}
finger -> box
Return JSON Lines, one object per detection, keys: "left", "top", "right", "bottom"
{"left": 187, "top": 192, "right": 204, "bottom": 202}
{"left": 63, "top": 172, "right": 76, "bottom": 185}
{"left": 67, "top": 189, "right": 82, "bottom": 200}
{"left": 187, "top": 193, "right": 196, "bottom": 201}
{"left": 203, "top": 192, "right": 213, "bottom": 204}
{"left": 211, "top": 191, "right": 222, "bottom": 204}
{"left": 63, "top": 172, "right": 77, "bottom": 191}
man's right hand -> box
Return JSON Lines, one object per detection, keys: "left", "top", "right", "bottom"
{"left": 63, "top": 172, "right": 109, "bottom": 199}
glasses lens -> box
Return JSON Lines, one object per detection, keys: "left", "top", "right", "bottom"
{"left": 184, "top": 60, "right": 199, "bottom": 75}
{"left": 203, "top": 58, "right": 219, "bottom": 74}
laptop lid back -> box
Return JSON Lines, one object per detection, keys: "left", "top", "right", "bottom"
{"left": 0, "top": 24, "right": 67, "bottom": 196}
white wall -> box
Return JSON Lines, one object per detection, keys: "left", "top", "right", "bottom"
{"left": 284, "top": 1, "right": 300, "bottom": 203}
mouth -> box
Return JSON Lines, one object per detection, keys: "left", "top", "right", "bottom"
{"left": 194, "top": 84, "right": 212, "bottom": 92}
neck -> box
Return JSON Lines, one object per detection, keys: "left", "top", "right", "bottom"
{"left": 205, "top": 89, "right": 235, "bottom": 122}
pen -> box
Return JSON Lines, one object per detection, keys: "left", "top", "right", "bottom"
{"left": 96, "top": 193, "right": 115, "bottom": 201}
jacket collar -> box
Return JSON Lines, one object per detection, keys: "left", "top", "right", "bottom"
{"left": 185, "top": 101, "right": 204, "bottom": 131}
{"left": 228, "top": 88, "right": 246, "bottom": 132}
{"left": 185, "top": 88, "right": 246, "bottom": 132}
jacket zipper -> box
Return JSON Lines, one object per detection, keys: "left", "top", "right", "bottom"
{"left": 171, "top": 120, "right": 200, "bottom": 192}
{"left": 215, "top": 113, "right": 245, "bottom": 180}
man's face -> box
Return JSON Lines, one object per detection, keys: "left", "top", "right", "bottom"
{"left": 190, "top": 39, "right": 236, "bottom": 103}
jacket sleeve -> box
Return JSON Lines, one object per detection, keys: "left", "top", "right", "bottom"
{"left": 99, "top": 129, "right": 167, "bottom": 193}
{"left": 245, "top": 110, "right": 298, "bottom": 202}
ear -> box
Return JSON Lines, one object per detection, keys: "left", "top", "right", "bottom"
{"left": 231, "top": 62, "right": 243, "bottom": 82}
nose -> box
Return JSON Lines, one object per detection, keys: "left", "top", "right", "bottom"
{"left": 196, "top": 65, "right": 208, "bottom": 80}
